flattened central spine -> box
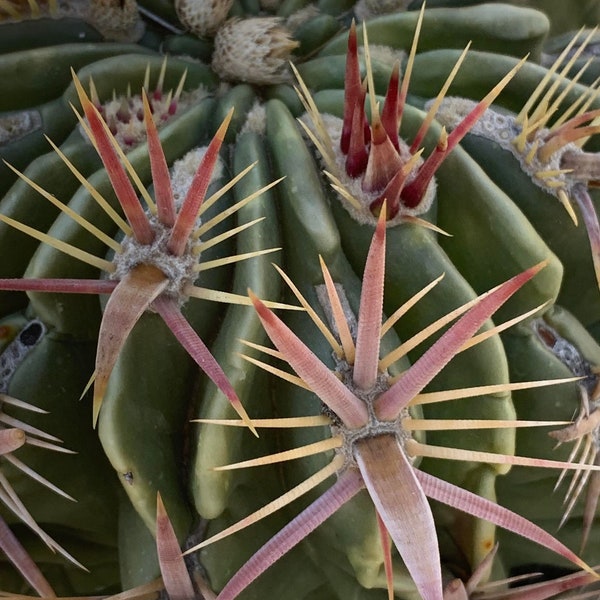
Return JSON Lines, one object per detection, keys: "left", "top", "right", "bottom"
{"left": 331, "top": 353, "right": 414, "bottom": 468}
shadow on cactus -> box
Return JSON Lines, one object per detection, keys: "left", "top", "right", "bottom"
{"left": 0, "top": 73, "right": 287, "bottom": 430}
{"left": 191, "top": 210, "right": 600, "bottom": 600}
{"left": 0, "top": 320, "right": 83, "bottom": 595}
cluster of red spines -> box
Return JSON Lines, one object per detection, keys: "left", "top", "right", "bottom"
{"left": 339, "top": 23, "right": 422, "bottom": 219}
{"left": 338, "top": 21, "right": 524, "bottom": 219}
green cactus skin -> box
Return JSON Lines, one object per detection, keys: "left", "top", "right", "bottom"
{"left": 1, "top": 322, "right": 122, "bottom": 595}
{"left": 0, "top": 18, "right": 105, "bottom": 53}
{"left": 0, "top": 140, "right": 102, "bottom": 317}
{"left": 191, "top": 130, "right": 282, "bottom": 520}
{"left": 3, "top": 2, "right": 600, "bottom": 597}
{"left": 318, "top": 4, "right": 550, "bottom": 60}
{"left": 161, "top": 32, "right": 214, "bottom": 62}
{"left": 497, "top": 305, "right": 600, "bottom": 571}
{"left": 292, "top": 14, "right": 342, "bottom": 58}
{"left": 406, "top": 0, "right": 600, "bottom": 37}
{"left": 0, "top": 44, "right": 155, "bottom": 111}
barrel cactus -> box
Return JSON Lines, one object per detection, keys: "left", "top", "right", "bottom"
{"left": 2, "top": 1, "right": 600, "bottom": 598}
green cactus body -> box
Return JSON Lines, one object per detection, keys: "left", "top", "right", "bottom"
{"left": 318, "top": 4, "right": 550, "bottom": 60}
{"left": 497, "top": 306, "right": 600, "bottom": 569}
{"left": 191, "top": 130, "right": 282, "bottom": 520}
{"left": 3, "top": 3, "right": 600, "bottom": 598}
{"left": 409, "top": 47, "right": 600, "bottom": 328}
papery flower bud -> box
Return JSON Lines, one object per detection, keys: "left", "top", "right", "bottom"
{"left": 212, "top": 17, "right": 299, "bottom": 85}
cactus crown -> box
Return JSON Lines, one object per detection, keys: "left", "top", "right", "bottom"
{"left": 83, "top": 59, "right": 208, "bottom": 150}
{"left": 297, "top": 12, "right": 525, "bottom": 223}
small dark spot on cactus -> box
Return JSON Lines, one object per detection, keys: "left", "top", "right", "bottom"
{"left": 18, "top": 322, "right": 44, "bottom": 346}
{"left": 536, "top": 322, "right": 558, "bottom": 348}
{"left": 122, "top": 471, "right": 134, "bottom": 485}
{"left": 0, "top": 327, "right": 11, "bottom": 341}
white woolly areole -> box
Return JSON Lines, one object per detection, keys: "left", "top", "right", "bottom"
{"left": 170, "top": 146, "right": 224, "bottom": 209}
{"left": 429, "top": 97, "right": 585, "bottom": 198}
{"left": 365, "top": 45, "right": 407, "bottom": 70}
{"left": 111, "top": 216, "right": 200, "bottom": 298}
{"left": 0, "top": 110, "right": 41, "bottom": 144}
{"left": 302, "top": 112, "right": 436, "bottom": 226}
{"left": 354, "top": 0, "right": 412, "bottom": 20}
{"left": 240, "top": 101, "right": 267, "bottom": 136}
{"left": 81, "top": 86, "right": 208, "bottom": 151}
